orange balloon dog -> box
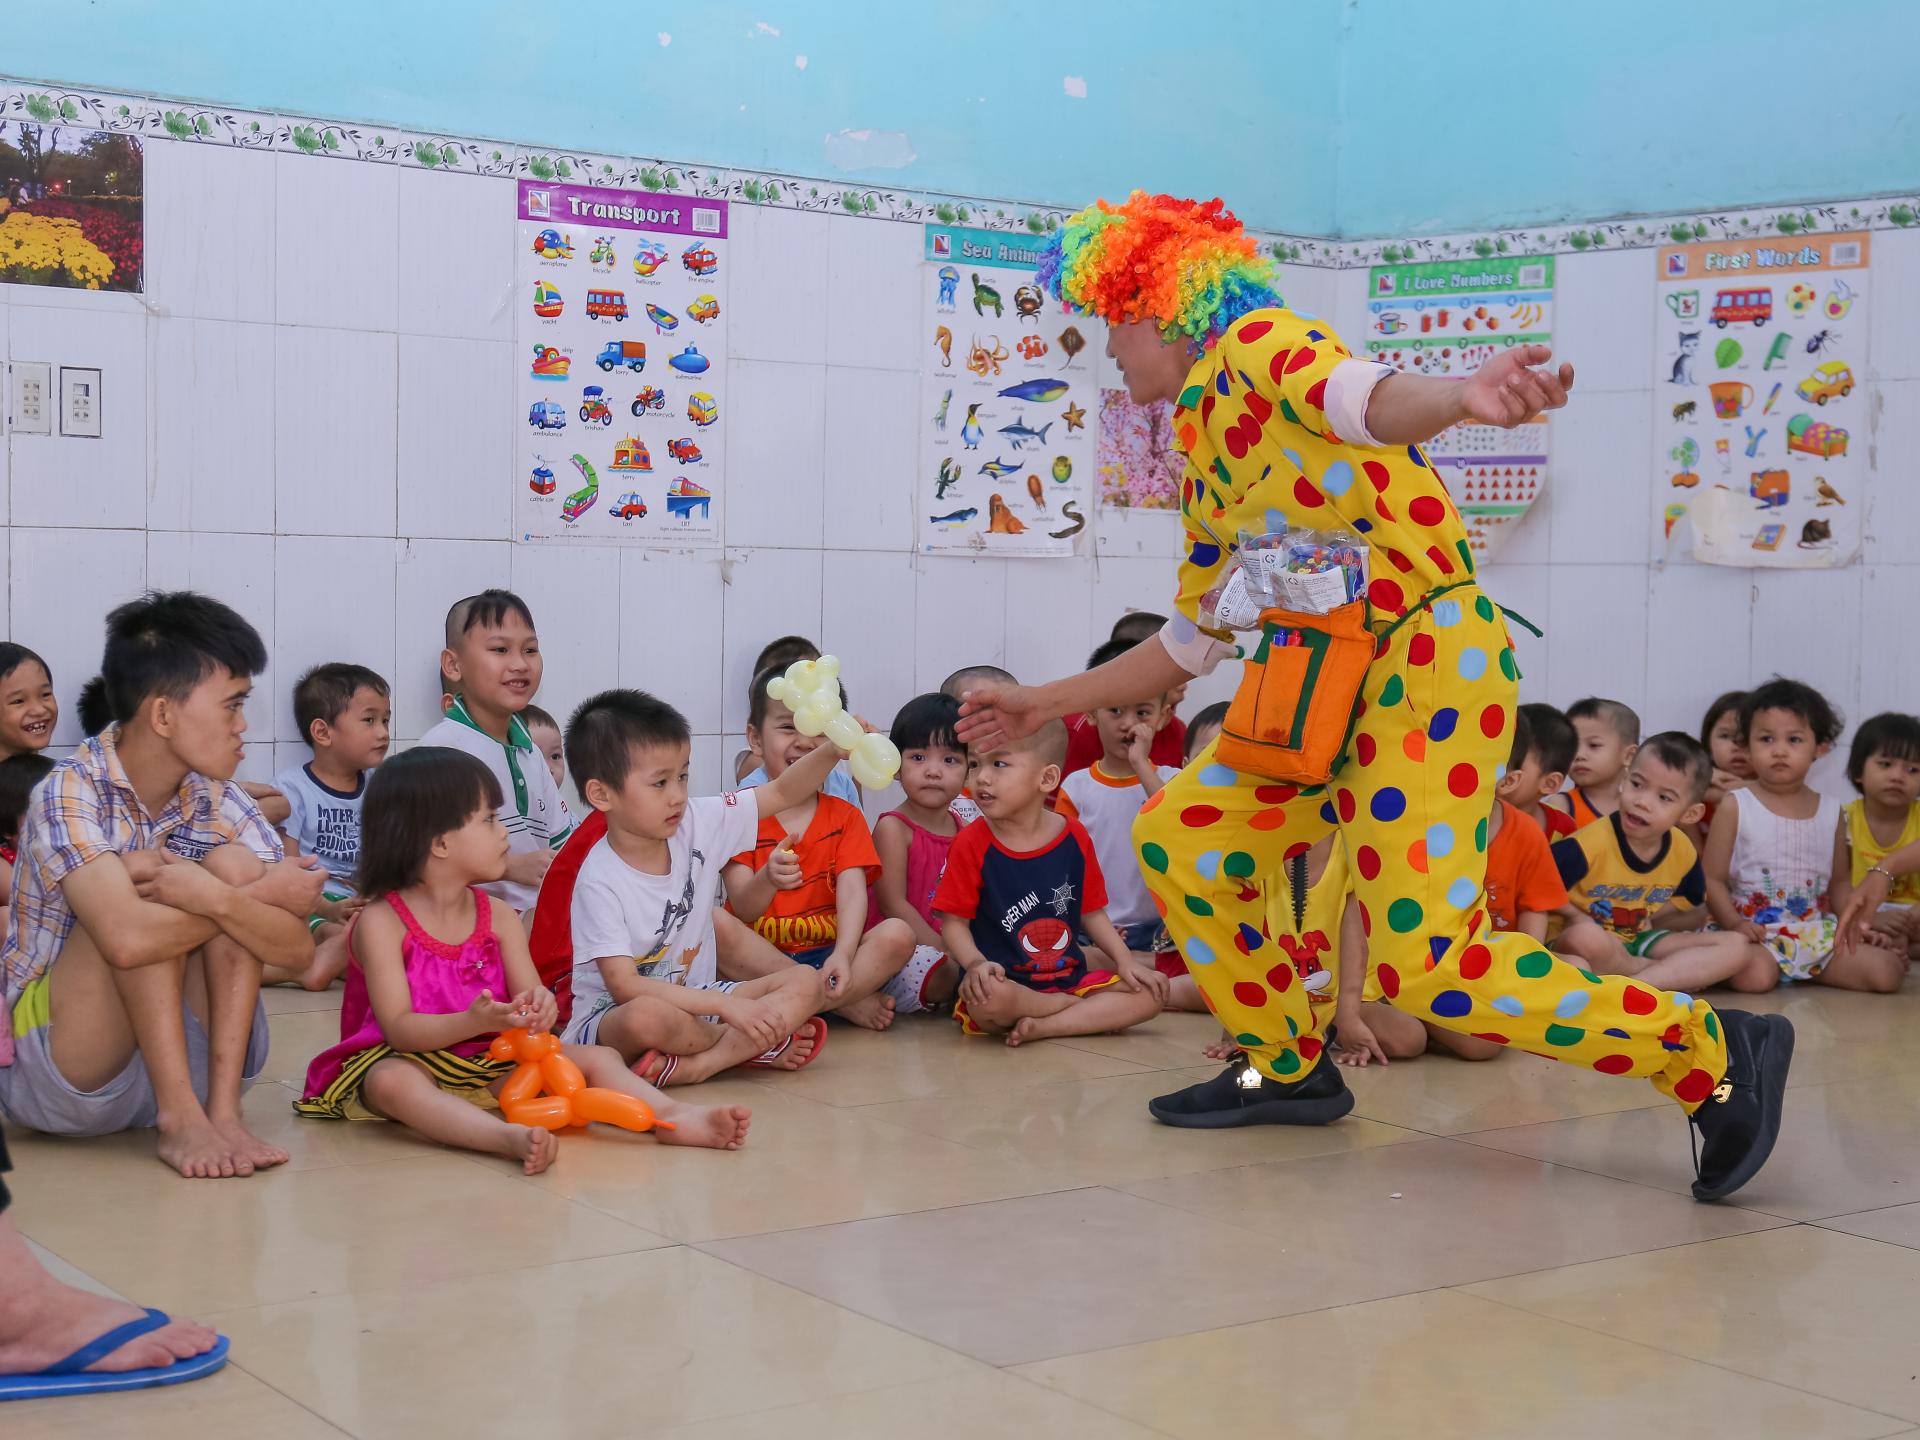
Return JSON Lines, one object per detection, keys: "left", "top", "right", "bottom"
{"left": 487, "top": 1029, "right": 674, "bottom": 1133}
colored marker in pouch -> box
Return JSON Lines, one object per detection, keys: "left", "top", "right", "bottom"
{"left": 1762, "top": 382, "right": 1781, "bottom": 415}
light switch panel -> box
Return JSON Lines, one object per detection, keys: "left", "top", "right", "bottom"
{"left": 59, "top": 366, "right": 102, "bottom": 438}
{"left": 8, "top": 361, "right": 52, "bottom": 435}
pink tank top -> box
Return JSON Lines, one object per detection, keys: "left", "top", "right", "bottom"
{"left": 866, "top": 811, "right": 955, "bottom": 935}
{"left": 300, "top": 887, "right": 509, "bottom": 1099}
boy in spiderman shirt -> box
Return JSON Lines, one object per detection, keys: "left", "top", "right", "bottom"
{"left": 934, "top": 719, "right": 1166, "bottom": 1044}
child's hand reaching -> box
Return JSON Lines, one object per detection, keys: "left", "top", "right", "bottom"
{"left": 1202, "top": 1030, "right": 1241, "bottom": 1062}
{"left": 767, "top": 836, "right": 803, "bottom": 891}
{"left": 716, "top": 992, "right": 787, "bottom": 1051}
{"left": 818, "top": 949, "right": 852, "bottom": 1001}
{"left": 959, "top": 961, "right": 1005, "bottom": 1009}
{"left": 1119, "top": 957, "right": 1170, "bottom": 1008}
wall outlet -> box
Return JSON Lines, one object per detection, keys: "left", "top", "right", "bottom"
{"left": 59, "top": 366, "right": 102, "bottom": 438}
{"left": 8, "top": 361, "right": 52, "bottom": 435}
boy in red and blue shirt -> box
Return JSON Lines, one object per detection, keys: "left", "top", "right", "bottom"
{"left": 935, "top": 719, "right": 1165, "bottom": 1044}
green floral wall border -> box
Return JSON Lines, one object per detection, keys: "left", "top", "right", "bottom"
{"left": 4, "top": 78, "right": 1913, "bottom": 271}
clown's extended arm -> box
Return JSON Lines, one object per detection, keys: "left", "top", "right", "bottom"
{"left": 1359, "top": 344, "right": 1575, "bottom": 446}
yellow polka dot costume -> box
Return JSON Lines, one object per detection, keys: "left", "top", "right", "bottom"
{"left": 1042, "top": 194, "right": 1729, "bottom": 1109}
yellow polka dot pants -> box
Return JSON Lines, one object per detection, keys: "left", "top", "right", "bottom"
{"left": 1137, "top": 588, "right": 1729, "bottom": 1110}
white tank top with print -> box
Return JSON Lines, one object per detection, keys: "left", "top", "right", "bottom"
{"left": 1727, "top": 790, "right": 1840, "bottom": 921}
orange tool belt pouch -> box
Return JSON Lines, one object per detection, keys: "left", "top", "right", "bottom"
{"left": 1216, "top": 599, "right": 1374, "bottom": 785}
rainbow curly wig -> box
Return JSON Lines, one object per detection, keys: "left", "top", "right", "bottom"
{"left": 1036, "top": 192, "right": 1280, "bottom": 351}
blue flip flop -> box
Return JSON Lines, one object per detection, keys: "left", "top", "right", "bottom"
{"left": 0, "top": 1308, "right": 229, "bottom": 1401}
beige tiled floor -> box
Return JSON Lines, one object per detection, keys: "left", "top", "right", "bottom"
{"left": 6, "top": 981, "right": 1917, "bottom": 1438}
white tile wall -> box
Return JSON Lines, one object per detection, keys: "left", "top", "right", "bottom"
{"left": 3, "top": 136, "right": 1910, "bottom": 801}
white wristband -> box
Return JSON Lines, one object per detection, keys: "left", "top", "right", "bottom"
{"left": 1324, "top": 359, "right": 1395, "bottom": 446}
{"left": 1158, "top": 616, "right": 1237, "bottom": 679}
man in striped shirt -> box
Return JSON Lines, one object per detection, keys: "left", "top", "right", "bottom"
{"left": 0, "top": 594, "right": 323, "bottom": 1179}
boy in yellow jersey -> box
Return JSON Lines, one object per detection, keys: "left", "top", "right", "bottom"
{"left": 1552, "top": 734, "right": 1769, "bottom": 993}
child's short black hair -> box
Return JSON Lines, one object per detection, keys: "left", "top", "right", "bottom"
{"left": 0, "top": 643, "right": 49, "bottom": 688}
{"left": 293, "top": 663, "right": 390, "bottom": 748}
{"left": 1699, "top": 690, "right": 1748, "bottom": 749}
{"left": 1740, "top": 677, "right": 1842, "bottom": 746}
{"left": 1087, "top": 636, "right": 1139, "bottom": 671}
{"left": 1109, "top": 611, "right": 1166, "bottom": 644}
{"left": 565, "top": 689, "right": 692, "bottom": 793}
{"left": 354, "top": 746, "right": 503, "bottom": 898}
{"left": 444, "top": 589, "right": 536, "bottom": 646}
{"left": 748, "top": 665, "right": 845, "bottom": 730}
{"left": 102, "top": 591, "right": 267, "bottom": 725}
{"left": 940, "top": 664, "right": 1015, "bottom": 700}
{"left": 1185, "top": 700, "right": 1229, "bottom": 761}
{"left": 1566, "top": 696, "right": 1640, "bottom": 746}
{"left": 752, "top": 635, "right": 820, "bottom": 677}
{"left": 76, "top": 675, "right": 114, "bottom": 736}
{"left": 1847, "top": 712, "right": 1920, "bottom": 789}
{"left": 522, "top": 704, "right": 559, "bottom": 734}
{"left": 1505, "top": 706, "right": 1534, "bottom": 774}
{"left": 1518, "top": 702, "right": 1576, "bottom": 777}
{"left": 0, "top": 752, "right": 54, "bottom": 847}
{"left": 890, "top": 692, "right": 962, "bottom": 753}
{"left": 1635, "top": 731, "right": 1713, "bottom": 804}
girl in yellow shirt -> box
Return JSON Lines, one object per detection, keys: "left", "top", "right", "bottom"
{"left": 1832, "top": 712, "right": 1920, "bottom": 958}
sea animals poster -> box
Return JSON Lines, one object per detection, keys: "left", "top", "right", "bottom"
{"left": 1096, "top": 389, "right": 1182, "bottom": 510}
{"left": 1653, "top": 233, "right": 1867, "bottom": 570}
{"left": 918, "top": 224, "right": 1095, "bottom": 557}
{"left": 515, "top": 180, "right": 727, "bottom": 544}
{"left": 1365, "top": 254, "right": 1556, "bottom": 562}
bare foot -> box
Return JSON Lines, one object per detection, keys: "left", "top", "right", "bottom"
{"left": 506, "top": 1124, "right": 558, "bottom": 1175}
{"left": 0, "top": 1275, "right": 218, "bottom": 1378}
{"left": 836, "top": 993, "right": 896, "bottom": 1031}
{"left": 757, "top": 1019, "right": 823, "bottom": 1071}
{"left": 156, "top": 1118, "right": 246, "bottom": 1179}
{"left": 1006, "top": 1016, "right": 1043, "bottom": 1048}
{"left": 213, "top": 1116, "right": 290, "bottom": 1171}
{"left": 654, "top": 1102, "right": 752, "bottom": 1150}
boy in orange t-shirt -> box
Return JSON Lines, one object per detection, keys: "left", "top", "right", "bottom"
{"left": 725, "top": 669, "right": 913, "bottom": 1028}
{"left": 1488, "top": 709, "right": 1571, "bottom": 936}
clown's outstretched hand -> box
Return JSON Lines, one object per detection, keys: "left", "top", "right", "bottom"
{"left": 1460, "top": 344, "right": 1575, "bottom": 428}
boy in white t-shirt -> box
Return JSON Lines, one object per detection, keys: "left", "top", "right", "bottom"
{"left": 1058, "top": 638, "right": 1177, "bottom": 967}
{"left": 559, "top": 689, "right": 833, "bottom": 1086}
{"left": 417, "top": 590, "right": 572, "bottom": 916}
{"left": 269, "top": 662, "right": 391, "bottom": 990}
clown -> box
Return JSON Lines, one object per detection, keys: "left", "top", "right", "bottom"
{"left": 957, "top": 192, "right": 1792, "bottom": 1202}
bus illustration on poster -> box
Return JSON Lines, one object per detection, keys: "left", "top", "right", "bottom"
{"left": 515, "top": 181, "right": 727, "bottom": 544}
{"left": 1653, "top": 233, "right": 1867, "bottom": 569}
{"left": 917, "top": 225, "right": 1095, "bottom": 557}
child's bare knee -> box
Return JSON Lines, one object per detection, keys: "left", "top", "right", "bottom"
{"left": 870, "top": 918, "right": 914, "bottom": 960}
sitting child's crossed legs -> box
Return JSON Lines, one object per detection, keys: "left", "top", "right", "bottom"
{"left": 962, "top": 975, "right": 1161, "bottom": 1048}
{"left": 596, "top": 965, "right": 824, "bottom": 1085}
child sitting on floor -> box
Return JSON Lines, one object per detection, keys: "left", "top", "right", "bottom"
{"left": 868, "top": 693, "right": 968, "bottom": 1014}
{"left": 1694, "top": 691, "right": 1752, "bottom": 847}
{"left": 1564, "top": 697, "right": 1639, "bottom": 828}
{"left": 940, "top": 666, "right": 1018, "bottom": 825}
{"left": 1704, "top": 680, "right": 1906, "bottom": 992}
{"left": 725, "top": 669, "right": 914, "bottom": 1027}
{"left": 1514, "top": 703, "right": 1579, "bottom": 839}
{"left": 0, "top": 645, "right": 57, "bottom": 761}
{"left": 1830, "top": 711, "right": 1920, "bottom": 961}
{"left": 1484, "top": 709, "right": 1571, "bottom": 940}
{"left": 421, "top": 590, "right": 573, "bottom": 917}
{"left": 934, "top": 719, "right": 1165, "bottom": 1044}
{"left": 296, "top": 747, "right": 750, "bottom": 1166}
{"left": 556, "top": 690, "right": 827, "bottom": 1086}
{"left": 1064, "top": 624, "right": 1188, "bottom": 777}
{"left": 270, "top": 663, "right": 391, "bottom": 992}
{"left": 1059, "top": 639, "right": 1179, "bottom": 972}
{"left": 77, "top": 669, "right": 291, "bottom": 826}
{"left": 1552, "top": 732, "right": 1765, "bottom": 992}
{"left": 523, "top": 704, "right": 566, "bottom": 791}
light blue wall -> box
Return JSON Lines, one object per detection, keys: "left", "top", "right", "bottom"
{"left": 6, "top": 1, "right": 1913, "bottom": 236}
{"left": 1335, "top": 0, "right": 1918, "bottom": 236}
{"left": 1, "top": 0, "right": 1343, "bottom": 233}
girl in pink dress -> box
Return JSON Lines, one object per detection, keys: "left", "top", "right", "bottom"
{"left": 298, "top": 747, "right": 751, "bottom": 1171}
{"left": 868, "top": 695, "right": 968, "bottom": 1012}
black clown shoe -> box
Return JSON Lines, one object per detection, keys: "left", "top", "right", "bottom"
{"left": 1689, "top": 1008, "right": 1795, "bottom": 1202}
{"left": 1148, "top": 1053, "right": 1354, "bottom": 1129}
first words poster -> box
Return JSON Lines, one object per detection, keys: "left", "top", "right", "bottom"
{"left": 515, "top": 181, "right": 728, "bottom": 544}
